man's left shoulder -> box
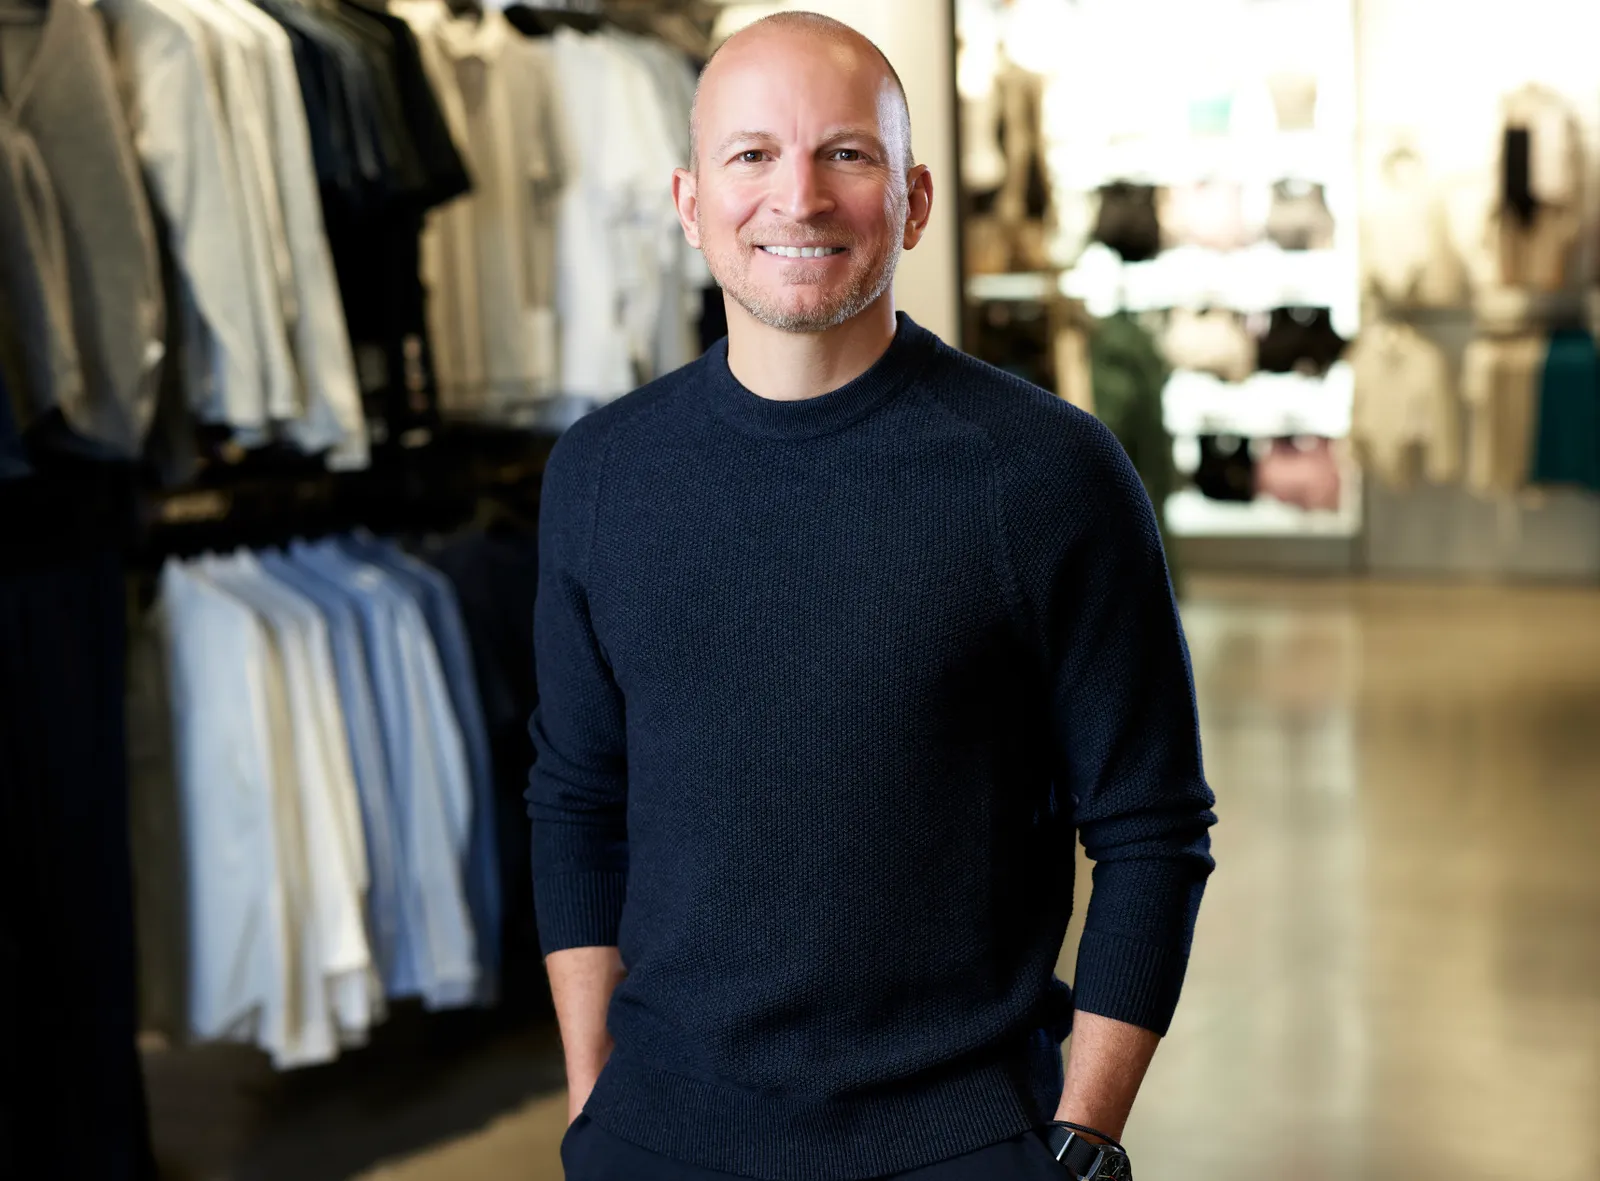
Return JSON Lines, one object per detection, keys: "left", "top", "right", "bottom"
{"left": 917, "top": 343, "right": 1125, "bottom": 475}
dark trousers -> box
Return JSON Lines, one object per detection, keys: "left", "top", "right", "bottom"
{"left": 561, "top": 1113, "right": 1070, "bottom": 1180}
{"left": 0, "top": 550, "right": 155, "bottom": 1179}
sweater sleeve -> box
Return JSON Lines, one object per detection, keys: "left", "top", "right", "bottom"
{"left": 526, "top": 421, "right": 630, "bottom": 956}
{"left": 1000, "top": 410, "right": 1217, "bottom": 1036}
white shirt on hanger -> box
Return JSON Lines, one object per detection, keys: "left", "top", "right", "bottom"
{"left": 199, "top": 554, "right": 377, "bottom": 1062}
{"left": 157, "top": 560, "right": 291, "bottom": 1059}
{"left": 214, "top": 0, "right": 370, "bottom": 468}
{"left": 164, "top": 0, "right": 301, "bottom": 429}
{"left": 101, "top": 0, "right": 267, "bottom": 435}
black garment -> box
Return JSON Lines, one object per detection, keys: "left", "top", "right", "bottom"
{"left": 0, "top": 365, "right": 27, "bottom": 479}
{"left": 1256, "top": 307, "right": 1347, "bottom": 375}
{"left": 1094, "top": 181, "right": 1161, "bottom": 262}
{"left": 1193, "top": 434, "right": 1256, "bottom": 501}
{"left": 1502, "top": 126, "right": 1536, "bottom": 227}
{"left": 0, "top": 535, "right": 154, "bottom": 1179}
{"left": 428, "top": 528, "right": 547, "bottom": 1010}
{"left": 140, "top": 186, "right": 198, "bottom": 487}
{"left": 529, "top": 314, "right": 1215, "bottom": 1179}
{"left": 502, "top": 3, "right": 603, "bottom": 34}
{"left": 561, "top": 1113, "right": 1079, "bottom": 1181}
{"left": 255, "top": 0, "right": 469, "bottom": 436}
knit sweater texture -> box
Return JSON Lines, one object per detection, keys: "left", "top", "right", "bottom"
{"left": 527, "top": 313, "right": 1217, "bottom": 1180}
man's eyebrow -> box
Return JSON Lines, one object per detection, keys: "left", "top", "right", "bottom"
{"left": 713, "top": 130, "right": 778, "bottom": 157}
{"left": 820, "top": 128, "right": 889, "bottom": 153}
{"left": 712, "top": 128, "right": 892, "bottom": 158}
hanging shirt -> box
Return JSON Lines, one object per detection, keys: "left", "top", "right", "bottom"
{"left": 216, "top": 0, "right": 370, "bottom": 467}
{"left": 156, "top": 560, "right": 291, "bottom": 1061}
{"left": 548, "top": 27, "right": 635, "bottom": 398}
{"left": 604, "top": 30, "right": 705, "bottom": 380}
{"left": 160, "top": 0, "right": 300, "bottom": 433}
{"left": 198, "top": 553, "right": 378, "bottom": 1059}
{"left": 1363, "top": 148, "right": 1464, "bottom": 309}
{"left": 101, "top": 0, "right": 267, "bottom": 436}
{"left": 1461, "top": 333, "right": 1546, "bottom": 496}
{"left": 256, "top": 549, "right": 404, "bottom": 992}
{"left": 340, "top": 535, "right": 501, "bottom": 1005}
{"left": 410, "top": 7, "right": 563, "bottom": 417}
{"left": 1349, "top": 320, "right": 1460, "bottom": 488}
{"left": 0, "top": 0, "right": 165, "bottom": 456}
{"left": 289, "top": 540, "right": 479, "bottom": 1009}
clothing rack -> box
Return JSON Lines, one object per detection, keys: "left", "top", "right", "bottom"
{"left": 130, "top": 424, "right": 555, "bottom": 575}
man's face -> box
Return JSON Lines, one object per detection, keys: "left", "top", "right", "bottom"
{"left": 678, "top": 33, "right": 924, "bottom": 334}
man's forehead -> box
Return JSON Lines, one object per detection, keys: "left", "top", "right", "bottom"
{"left": 689, "top": 20, "right": 913, "bottom": 169}
{"left": 701, "top": 30, "right": 888, "bottom": 105}
{"left": 698, "top": 42, "right": 903, "bottom": 130}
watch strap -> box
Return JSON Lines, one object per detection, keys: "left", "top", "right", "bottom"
{"left": 1043, "top": 1123, "right": 1129, "bottom": 1179}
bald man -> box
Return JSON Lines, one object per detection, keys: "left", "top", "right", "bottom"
{"left": 529, "top": 13, "right": 1216, "bottom": 1181}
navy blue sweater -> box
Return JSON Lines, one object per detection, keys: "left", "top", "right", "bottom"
{"left": 528, "top": 315, "right": 1216, "bottom": 1180}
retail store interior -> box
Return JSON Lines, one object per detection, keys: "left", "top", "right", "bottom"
{"left": 1, "top": 0, "right": 1597, "bottom": 1179}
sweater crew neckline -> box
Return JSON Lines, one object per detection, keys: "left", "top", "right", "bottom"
{"left": 704, "top": 312, "right": 936, "bottom": 439}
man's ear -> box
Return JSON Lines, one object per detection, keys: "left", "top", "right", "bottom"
{"left": 902, "top": 165, "right": 933, "bottom": 250}
{"left": 673, "top": 167, "right": 703, "bottom": 249}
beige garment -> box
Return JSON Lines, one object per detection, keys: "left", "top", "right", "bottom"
{"left": 1363, "top": 149, "right": 1466, "bottom": 308}
{"left": 1266, "top": 72, "right": 1318, "bottom": 131}
{"left": 993, "top": 64, "right": 1046, "bottom": 228}
{"left": 102, "top": 0, "right": 266, "bottom": 434}
{"left": 1053, "top": 324, "right": 1093, "bottom": 414}
{"left": 960, "top": 83, "right": 1006, "bottom": 194}
{"left": 1460, "top": 333, "right": 1546, "bottom": 495}
{"left": 1349, "top": 321, "right": 1461, "bottom": 488}
{"left": 1265, "top": 180, "right": 1335, "bottom": 251}
{"left": 1491, "top": 85, "right": 1584, "bottom": 292}
{"left": 171, "top": 0, "right": 299, "bottom": 425}
{"left": 1162, "top": 308, "right": 1256, "bottom": 383}
{"left": 404, "top": 5, "right": 564, "bottom": 414}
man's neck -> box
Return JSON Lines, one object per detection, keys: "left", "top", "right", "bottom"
{"left": 724, "top": 294, "right": 898, "bottom": 402}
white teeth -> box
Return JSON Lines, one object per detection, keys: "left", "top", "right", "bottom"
{"left": 760, "top": 245, "right": 843, "bottom": 258}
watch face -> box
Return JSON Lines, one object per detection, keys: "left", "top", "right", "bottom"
{"left": 1094, "top": 1150, "right": 1132, "bottom": 1181}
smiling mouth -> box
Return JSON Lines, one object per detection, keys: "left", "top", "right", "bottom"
{"left": 758, "top": 245, "right": 846, "bottom": 258}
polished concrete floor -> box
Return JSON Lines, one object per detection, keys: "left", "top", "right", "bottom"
{"left": 348, "top": 578, "right": 1600, "bottom": 1181}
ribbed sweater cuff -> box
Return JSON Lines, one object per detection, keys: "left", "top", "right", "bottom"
{"left": 1071, "top": 929, "right": 1190, "bottom": 1036}
{"left": 535, "top": 869, "right": 628, "bottom": 956}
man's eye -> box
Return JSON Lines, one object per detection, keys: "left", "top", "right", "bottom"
{"left": 833, "top": 149, "right": 864, "bottom": 162}
{"left": 737, "top": 150, "right": 766, "bottom": 163}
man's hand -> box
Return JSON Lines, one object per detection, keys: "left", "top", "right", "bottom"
{"left": 1052, "top": 1010, "right": 1161, "bottom": 1142}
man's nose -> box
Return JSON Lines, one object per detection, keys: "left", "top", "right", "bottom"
{"left": 773, "top": 156, "right": 835, "bottom": 221}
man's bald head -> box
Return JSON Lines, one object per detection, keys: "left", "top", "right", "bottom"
{"left": 689, "top": 12, "right": 915, "bottom": 174}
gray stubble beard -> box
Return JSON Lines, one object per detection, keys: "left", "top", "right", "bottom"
{"left": 704, "top": 216, "right": 905, "bottom": 334}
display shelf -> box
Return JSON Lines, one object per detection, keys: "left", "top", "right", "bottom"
{"left": 1050, "top": 128, "right": 1355, "bottom": 190}
{"left": 1063, "top": 243, "right": 1358, "bottom": 324}
{"left": 1165, "top": 486, "right": 1361, "bottom": 538}
{"left": 1162, "top": 362, "right": 1353, "bottom": 438}
{"left": 965, "top": 272, "right": 1057, "bottom": 303}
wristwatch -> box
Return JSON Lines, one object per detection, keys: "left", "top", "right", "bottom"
{"left": 1041, "top": 1122, "right": 1133, "bottom": 1180}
